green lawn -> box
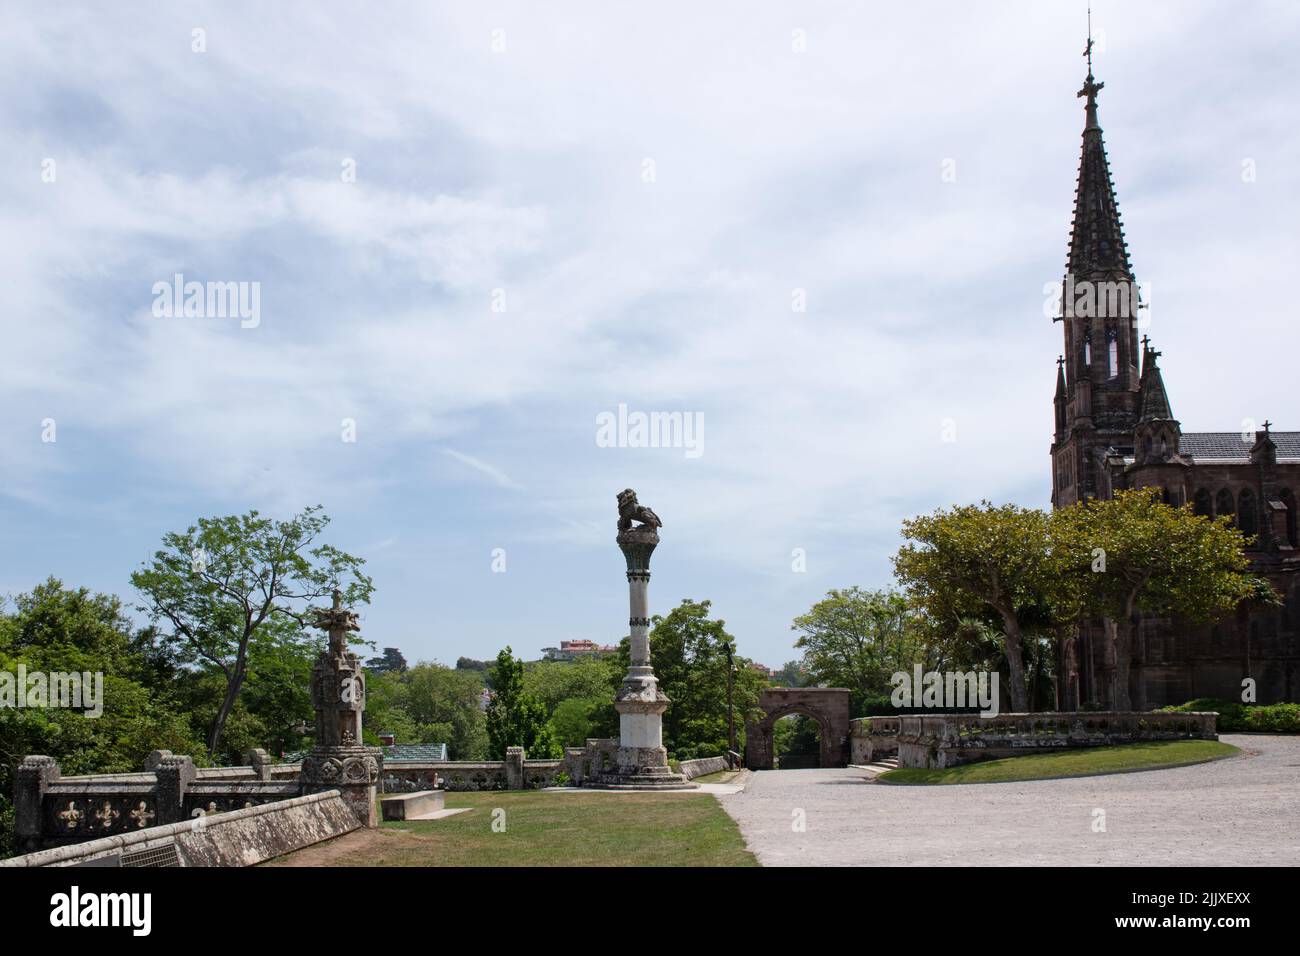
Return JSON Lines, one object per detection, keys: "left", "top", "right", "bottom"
{"left": 270, "top": 790, "right": 757, "bottom": 866}
{"left": 877, "top": 739, "right": 1240, "bottom": 785}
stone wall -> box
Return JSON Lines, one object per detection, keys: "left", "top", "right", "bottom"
{"left": 677, "top": 755, "right": 731, "bottom": 780}
{"left": 1, "top": 790, "right": 358, "bottom": 868}
{"left": 849, "top": 716, "right": 900, "bottom": 764}
{"left": 896, "top": 711, "right": 1218, "bottom": 769}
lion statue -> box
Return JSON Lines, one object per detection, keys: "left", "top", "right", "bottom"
{"left": 617, "top": 488, "right": 662, "bottom": 533}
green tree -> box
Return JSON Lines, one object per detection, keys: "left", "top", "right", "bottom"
{"left": 485, "top": 647, "right": 559, "bottom": 759}
{"left": 1056, "top": 488, "right": 1259, "bottom": 710}
{"left": 894, "top": 503, "right": 1072, "bottom": 713}
{"left": 365, "top": 647, "right": 408, "bottom": 674}
{"left": 131, "top": 505, "right": 372, "bottom": 757}
{"left": 648, "top": 600, "right": 767, "bottom": 760}
{"left": 0, "top": 580, "right": 205, "bottom": 856}
{"left": 549, "top": 698, "right": 597, "bottom": 747}
{"left": 525, "top": 655, "right": 619, "bottom": 710}
{"left": 401, "top": 662, "right": 488, "bottom": 759}
{"left": 791, "top": 588, "right": 931, "bottom": 714}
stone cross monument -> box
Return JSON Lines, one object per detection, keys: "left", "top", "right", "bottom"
{"left": 595, "top": 490, "right": 695, "bottom": 789}
{"left": 298, "top": 589, "right": 382, "bottom": 826}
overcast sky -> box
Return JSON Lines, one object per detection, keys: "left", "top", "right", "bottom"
{"left": 1, "top": 1, "right": 1297, "bottom": 668}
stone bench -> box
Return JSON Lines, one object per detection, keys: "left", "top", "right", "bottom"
{"left": 380, "top": 789, "right": 445, "bottom": 821}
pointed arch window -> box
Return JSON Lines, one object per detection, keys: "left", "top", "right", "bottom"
{"left": 1238, "top": 488, "right": 1258, "bottom": 538}
{"left": 1193, "top": 488, "right": 1213, "bottom": 517}
{"left": 1281, "top": 488, "right": 1297, "bottom": 547}
{"left": 1215, "top": 489, "right": 1235, "bottom": 524}
{"left": 1106, "top": 328, "right": 1119, "bottom": 379}
{"left": 1083, "top": 330, "right": 1092, "bottom": 366}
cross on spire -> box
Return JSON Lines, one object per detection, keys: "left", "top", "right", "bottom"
{"left": 1083, "top": 5, "right": 1095, "bottom": 73}
{"left": 1077, "top": 6, "right": 1104, "bottom": 129}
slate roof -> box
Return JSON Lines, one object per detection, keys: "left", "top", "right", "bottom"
{"left": 383, "top": 743, "right": 449, "bottom": 762}
{"left": 1179, "top": 432, "right": 1300, "bottom": 462}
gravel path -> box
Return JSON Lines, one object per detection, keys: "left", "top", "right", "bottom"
{"left": 716, "top": 734, "right": 1300, "bottom": 866}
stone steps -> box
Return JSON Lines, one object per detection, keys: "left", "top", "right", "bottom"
{"left": 380, "top": 789, "right": 445, "bottom": 821}
{"left": 849, "top": 757, "right": 899, "bottom": 780}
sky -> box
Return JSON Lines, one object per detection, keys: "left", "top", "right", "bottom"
{"left": 1, "top": 1, "right": 1297, "bottom": 669}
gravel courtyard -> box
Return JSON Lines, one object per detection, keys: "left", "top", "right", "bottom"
{"left": 717, "top": 734, "right": 1300, "bottom": 866}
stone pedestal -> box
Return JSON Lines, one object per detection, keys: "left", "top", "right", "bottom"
{"left": 592, "top": 522, "right": 695, "bottom": 790}
{"left": 298, "top": 591, "right": 382, "bottom": 826}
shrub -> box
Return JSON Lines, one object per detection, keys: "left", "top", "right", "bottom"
{"left": 1243, "top": 703, "right": 1300, "bottom": 734}
{"left": 1161, "top": 698, "right": 1300, "bottom": 733}
{"left": 1160, "top": 698, "right": 1246, "bottom": 731}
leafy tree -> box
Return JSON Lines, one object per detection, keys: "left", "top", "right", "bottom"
{"left": 1056, "top": 488, "right": 1258, "bottom": 709}
{"left": 401, "top": 662, "right": 488, "bottom": 758}
{"left": 549, "top": 698, "right": 597, "bottom": 747}
{"left": 791, "top": 588, "right": 931, "bottom": 714}
{"left": 365, "top": 647, "right": 408, "bottom": 674}
{"left": 648, "top": 600, "right": 767, "bottom": 759}
{"left": 0, "top": 580, "right": 205, "bottom": 856}
{"left": 485, "top": 647, "right": 559, "bottom": 759}
{"left": 894, "top": 503, "right": 1070, "bottom": 712}
{"left": 131, "top": 505, "right": 372, "bottom": 757}
{"left": 773, "top": 714, "right": 820, "bottom": 762}
{"left": 525, "top": 655, "right": 619, "bottom": 707}
{"left": 771, "top": 660, "right": 809, "bottom": 688}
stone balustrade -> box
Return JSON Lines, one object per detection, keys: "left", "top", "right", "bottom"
{"left": 14, "top": 749, "right": 316, "bottom": 854}
{"left": 849, "top": 716, "right": 901, "bottom": 764}
{"left": 895, "top": 710, "right": 1219, "bottom": 769}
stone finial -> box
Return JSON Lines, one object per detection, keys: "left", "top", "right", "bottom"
{"left": 312, "top": 588, "right": 361, "bottom": 657}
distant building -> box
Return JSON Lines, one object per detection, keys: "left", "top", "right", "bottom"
{"left": 541, "top": 639, "right": 617, "bottom": 662}
{"left": 748, "top": 662, "right": 773, "bottom": 678}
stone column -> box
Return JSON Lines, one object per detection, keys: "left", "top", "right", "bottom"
{"left": 153, "top": 754, "right": 195, "bottom": 825}
{"left": 14, "top": 755, "right": 60, "bottom": 853}
{"left": 591, "top": 490, "right": 694, "bottom": 789}
{"left": 298, "top": 590, "right": 382, "bottom": 826}
{"left": 505, "top": 746, "right": 526, "bottom": 790}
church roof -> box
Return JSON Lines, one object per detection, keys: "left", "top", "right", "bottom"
{"left": 1137, "top": 350, "right": 1173, "bottom": 422}
{"left": 1179, "top": 432, "right": 1300, "bottom": 462}
{"left": 1066, "top": 70, "right": 1134, "bottom": 281}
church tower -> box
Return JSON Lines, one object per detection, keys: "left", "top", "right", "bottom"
{"left": 1050, "top": 35, "right": 1144, "bottom": 508}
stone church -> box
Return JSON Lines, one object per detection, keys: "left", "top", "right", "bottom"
{"left": 1048, "top": 57, "right": 1299, "bottom": 710}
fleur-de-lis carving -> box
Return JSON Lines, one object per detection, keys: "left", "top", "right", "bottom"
{"left": 129, "top": 802, "right": 155, "bottom": 828}
{"left": 93, "top": 801, "right": 119, "bottom": 829}
{"left": 58, "top": 802, "right": 82, "bottom": 829}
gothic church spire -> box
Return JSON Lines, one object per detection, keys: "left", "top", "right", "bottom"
{"left": 1066, "top": 20, "right": 1133, "bottom": 282}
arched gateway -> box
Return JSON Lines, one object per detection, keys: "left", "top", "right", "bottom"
{"left": 744, "top": 687, "right": 851, "bottom": 769}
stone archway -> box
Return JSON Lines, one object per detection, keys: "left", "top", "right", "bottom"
{"left": 744, "top": 688, "right": 851, "bottom": 769}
